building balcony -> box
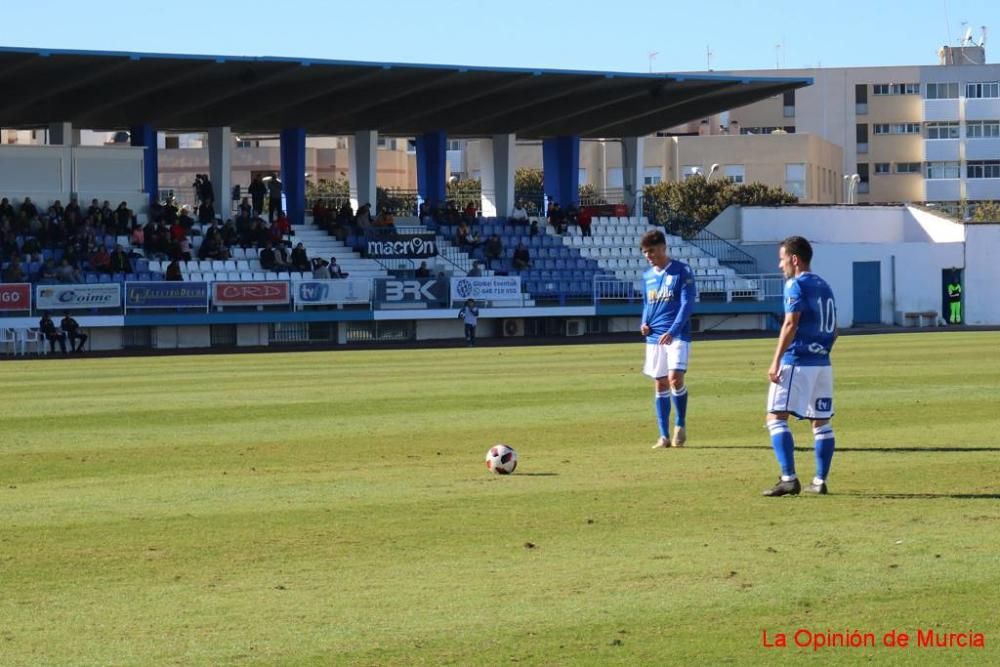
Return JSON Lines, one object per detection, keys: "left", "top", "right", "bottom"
{"left": 922, "top": 99, "right": 960, "bottom": 121}
{"left": 965, "top": 98, "right": 1000, "bottom": 121}
{"left": 924, "top": 179, "right": 961, "bottom": 201}
{"left": 923, "top": 139, "right": 960, "bottom": 161}
{"left": 965, "top": 179, "right": 1000, "bottom": 201}
{"left": 965, "top": 137, "right": 1000, "bottom": 160}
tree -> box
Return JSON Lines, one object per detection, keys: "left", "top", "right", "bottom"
{"left": 971, "top": 200, "right": 1000, "bottom": 222}
{"left": 306, "top": 178, "right": 349, "bottom": 203}
{"left": 514, "top": 168, "right": 543, "bottom": 193}
{"left": 446, "top": 177, "right": 481, "bottom": 205}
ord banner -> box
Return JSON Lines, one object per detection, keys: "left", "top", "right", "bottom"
{"left": 365, "top": 232, "right": 438, "bottom": 259}
{"left": 450, "top": 276, "right": 523, "bottom": 302}
{"left": 125, "top": 282, "right": 209, "bottom": 309}
{"left": 375, "top": 278, "right": 448, "bottom": 305}
{"left": 36, "top": 283, "right": 121, "bottom": 309}
{"left": 212, "top": 281, "right": 289, "bottom": 306}
{"left": 0, "top": 283, "right": 31, "bottom": 311}
{"left": 294, "top": 279, "right": 371, "bottom": 306}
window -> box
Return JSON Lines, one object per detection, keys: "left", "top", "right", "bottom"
{"left": 447, "top": 139, "right": 464, "bottom": 151}
{"left": 874, "top": 163, "right": 890, "bottom": 174}
{"left": 855, "top": 83, "right": 868, "bottom": 114}
{"left": 895, "top": 162, "right": 921, "bottom": 174}
{"left": 925, "top": 82, "right": 959, "bottom": 99}
{"left": 856, "top": 123, "right": 869, "bottom": 153}
{"left": 925, "top": 161, "right": 961, "bottom": 179}
{"left": 967, "top": 160, "right": 1000, "bottom": 178}
{"left": 925, "top": 122, "right": 960, "bottom": 139}
{"left": 783, "top": 90, "right": 795, "bottom": 117}
{"left": 642, "top": 167, "right": 662, "bottom": 185}
{"left": 682, "top": 165, "right": 703, "bottom": 180}
{"left": 872, "top": 123, "right": 921, "bottom": 135}
{"left": 607, "top": 167, "right": 623, "bottom": 188}
{"left": 856, "top": 163, "right": 870, "bottom": 193}
{"left": 965, "top": 82, "right": 1000, "bottom": 99}
{"left": 873, "top": 83, "right": 920, "bottom": 95}
{"left": 784, "top": 163, "right": 806, "bottom": 197}
{"left": 578, "top": 168, "right": 588, "bottom": 185}
{"left": 966, "top": 120, "right": 1000, "bottom": 138}
{"left": 724, "top": 164, "right": 745, "bottom": 184}
{"left": 740, "top": 126, "right": 792, "bottom": 135}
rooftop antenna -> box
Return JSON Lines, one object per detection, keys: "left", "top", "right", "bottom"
{"left": 943, "top": 0, "right": 952, "bottom": 45}
{"left": 979, "top": 25, "right": 988, "bottom": 47}
{"left": 775, "top": 43, "right": 781, "bottom": 69}
{"left": 961, "top": 22, "right": 973, "bottom": 45}
{"left": 648, "top": 51, "right": 659, "bottom": 73}
{"left": 706, "top": 45, "right": 713, "bottom": 70}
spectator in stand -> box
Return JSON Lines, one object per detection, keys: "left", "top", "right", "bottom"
{"left": 445, "top": 201, "right": 461, "bottom": 225}
{"left": 3, "top": 256, "right": 24, "bottom": 282}
{"left": 130, "top": 223, "right": 145, "bottom": 248}
{"left": 273, "top": 211, "right": 291, "bottom": 238}
{"left": 374, "top": 207, "right": 395, "bottom": 227}
{"left": 415, "top": 261, "right": 431, "bottom": 278}
{"left": 65, "top": 197, "right": 80, "bottom": 220}
{"left": 354, "top": 203, "right": 373, "bottom": 231}
{"left": 566, "top": 203, "right": 580, "bottom": 231}
{"left": 198, "top": 199, "right": 216, "bottom": 225}
{"left": 110, "top": 245, "right": 132, "bottom": 275}
{"left": 484, "top": 234, "right": 503, "bottom": 269}
{"left": 259, "top": 241, "right": 280, "bottom": 272}
{"left": 178, "top": 206, "right": 195, "bottom": 230}
{"left": 238, "top": 197, "right": 253, "bottom": 220}
{"left": 100, "top": 201, "right": 114, "bottom": 228}
{"left": 455, "top": 221, "right": 478, "bottom": 249}
{"left": 510, "top": 200, "right": 529, "bottom": 225}
{"left": 329, "top": 256, "right": 348, "bottom": 279}
{"left": 467, "top": 261, "right": 483, "bottom": 277}
{"left": 114, "top": 202, "right": 133, "bottom": 233}
{"left": 60, "top": 312, "right": 88, "bottom": 353}
{"left": 165, "top": 260, "right": 183, "bottom": 281}
{"left": 0, "top": 197, "right": 15, "bottom": 221}
{"left": 221, "top": 219, "right": 239, "bottom": 248}
{"left": 290, "top": 242, "right": 310, "bottom": 272}
{"left": 197, "top": 230, "right": 227, "bottom": 261}
{"left": 547, "top": 202, "right": 567, "bottom": 234}
{"left": 249, "top": 219, "right": 269, "bottom": 248}
{"left": 39, "top": 312, "right": 67, "bottom": 355}
{"left": 418, "top": 202, "right": 432, "bottom": 224}
{"left": 248, "top": 176, "right": 267, "bottom": 217}
{"left": 512, "top": 242, "right": 532, "bottom": 271}
{"left": 201, "top": 175, "right": 215, "bottom": 207}
{"left": 266, "top": 175, "right": 282, "bottom": 223}
{"left": 578, "top": 206, "right": 592, "bottom": 237}
{"left": 311, "top": 258, "right": 331, "bottom": 279}
{"left": 463, "top": 201, "right": 478, "bottom": 223}
{"left": 21, "top": 196, "right": 38, "bottom": 221}
{"left": 55, "top": 259, "right": 81, "bottom": 284}
{"left": 90, "top": 244, "right": 112, "bottom": 274}
{"left": 40, "top": 259, "right": 58, "bottom": 282}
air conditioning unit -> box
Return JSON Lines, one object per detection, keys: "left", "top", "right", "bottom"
{"left": 564, "top": 318, "right": 586, "bottom": 337}
{"left": 501, "top": 318, "right": 524, "bottom": 337}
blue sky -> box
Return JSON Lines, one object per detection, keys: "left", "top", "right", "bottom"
{"left": 9, "top": 0, "right": 999, "bottom": 72}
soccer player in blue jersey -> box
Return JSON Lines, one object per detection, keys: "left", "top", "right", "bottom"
{"left": 639, "top": 229, "right": 697, "bottom": 449}
{"left": 763, "top": 236, "right": 838, "bottom": 496}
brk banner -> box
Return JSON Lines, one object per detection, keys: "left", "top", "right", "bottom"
{"left": 212, "top": 281, "right": 290, "bottom": 306}
{"left": 0, "top": 283, "right": 31, "bottom": 311}
{"left": 294, "top": 279, "right": 371, "bottom": 305}
{"left": 36, "top": 283, "right": 121, "bottom": 309}
{"left": 375, "top": 278, "right": 448, "bottom": 304}
{"left": 126, "top": 282, "right": 209, "bottom": 309}
{"left": 450, "top": 276, "right": 523, "bottom": 301}
{"left": 365, "top": 232, "right": 438, "bottom": 259}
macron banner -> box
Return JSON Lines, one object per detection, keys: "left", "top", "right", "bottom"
{"left": 450, "top": 276, "right": 523, "bottom": 301}
{"left": 0, "top": 283, "right": 31, "bottom": 311}
{"left": 365, "top": 232, "right": 438, "bottom": 259}
{"left": 126, "top": 282, "right": 209, "bottom": 309}
{"left": 294, "top": 279, "right": 371, "bottom": 306}
{"left": 212, "top": 281, "right": 289, "bottom": 306}
{"left": 36, "top": 284, "right": 121, "bottom": 309}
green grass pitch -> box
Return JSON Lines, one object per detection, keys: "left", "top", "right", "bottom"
{"left": 1, "top": 331, "right": 998, "bottom": 665}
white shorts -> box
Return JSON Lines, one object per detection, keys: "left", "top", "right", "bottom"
{"left": 643, "top": 340, "right": 689, "bottom": 379}
{"left": 767, "top": 364, "right": 834, "bottom": 419}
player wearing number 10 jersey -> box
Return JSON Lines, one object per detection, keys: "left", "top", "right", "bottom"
{"left": 763, "top": 236, "right": 838, "bottom": 497}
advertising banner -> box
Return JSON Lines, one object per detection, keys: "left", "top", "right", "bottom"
{"left": 375, "top": 278, "right": 448, "bottom": 305}
{"left": 365, "top": 232, "right": 438, "bottom": 259}
{"left": 0, "top": 283, "right": 31, "bottom": 311}
{"left": 294, "top": 279, "right": 371, "bottom": 306}
{"left": 450, "top": 276, "right": 523, "bottom": 302}
{"left": 36, "top": 284, "right": 121, "bottom": 309}
{"left": 125, "top": 282, "right": 209, "bottom": 309}
{"left": 212, "top": 281, "right": 289, "bottom": 306}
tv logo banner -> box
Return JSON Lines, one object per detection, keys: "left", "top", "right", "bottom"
{"left": 295, "top": 279, "right": 371, "bottom": 305}
{"left": 376, "top": 278, "right": 448, "bottom": 304}
{"left": 36, "top": 284, "right": 121, "bottom": 309}
{"left": 213, "top": 281, "right": 289, "bottom": 306}
{"left": 365, "top": 232, "right": 438, "bottom": 259}
{"left": 451, "top": 276, "right": 523, "bottom": 301}
{"left": 0, "top": 283, "right": 31, "bottom": 311}
{"left": 126, "top": 282, "right": 209, "bottom": 309}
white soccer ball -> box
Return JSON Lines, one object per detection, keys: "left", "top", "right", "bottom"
{"left": 485, "top": 444, "right": 518, "bottom": 475}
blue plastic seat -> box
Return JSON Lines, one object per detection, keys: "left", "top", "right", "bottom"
{"left": 85, "top": 273, "right": 99, "bottom": 284}
{"left": 98, "top": 273, "right": 112, "bottom": 283}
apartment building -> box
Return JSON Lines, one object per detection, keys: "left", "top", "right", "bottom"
{"left": 706, "top": 45, "right": 1000, "bottom": 211}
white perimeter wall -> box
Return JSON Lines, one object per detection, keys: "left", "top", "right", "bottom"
{"left": 964, "top": 224, "right": 1000, "bottom": 325}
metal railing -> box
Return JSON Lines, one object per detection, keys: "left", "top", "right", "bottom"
{"left": 593, "top": 273, "right": 784, "bottom": 304}
{"left": 687, "top": 228, "right": 760, "bottom": 274}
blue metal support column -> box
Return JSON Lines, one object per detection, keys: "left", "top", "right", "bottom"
{"left": 280, "top": 127, "right": 306, "bottom": 227}
{"left": 542, "top": 135, "right": 580, "bottom": 208}
{"left": 416, "top": 131, "right": 447, "bottom": 207}
{"left": 130, "top": 124, "right": 158, "bottom": 207}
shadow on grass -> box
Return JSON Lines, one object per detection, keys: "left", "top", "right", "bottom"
{"left": 841, "top": 492, "right": 1000, "bottom": 500}
{"left": 515, "top": 472, "right": 559, "bottom": 477}
{"left": 711, "top": 446, "right": 1000, "bottom": 453}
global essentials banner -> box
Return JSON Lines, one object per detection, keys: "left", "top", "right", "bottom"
{"left": 365, "top": 232, "right": 438, "bottom": 259}
{"left": 450, "top": 276, "right": 523, "bottom": 302}
{"left": 294, "top": 279, "right": 371, "bottom": 306}
{"left": 126, "top": 282, "right": 209, "bottom": 309}
{"left": 36, "top": 283, "right": 121, "bottom": 309}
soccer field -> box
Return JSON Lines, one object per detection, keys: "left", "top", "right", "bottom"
{"left": 1, "top": 331, "right": 998, "bottom": 666}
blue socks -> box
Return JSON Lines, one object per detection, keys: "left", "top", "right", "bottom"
{"left": 768, "top": 420, "right": 796, "bottom": 479}
{"left": 654, "top": 390, "right": 671, "bottom": 438}
{"left": 813, "top": 424, "right": 835, "bottom": 482}
{"left": 671, "top": 386, "right": 688, "bottom": 427}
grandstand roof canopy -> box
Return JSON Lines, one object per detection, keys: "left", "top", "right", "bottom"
{"left": 0, "top": 47, "right": 811, "bottom": 139}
